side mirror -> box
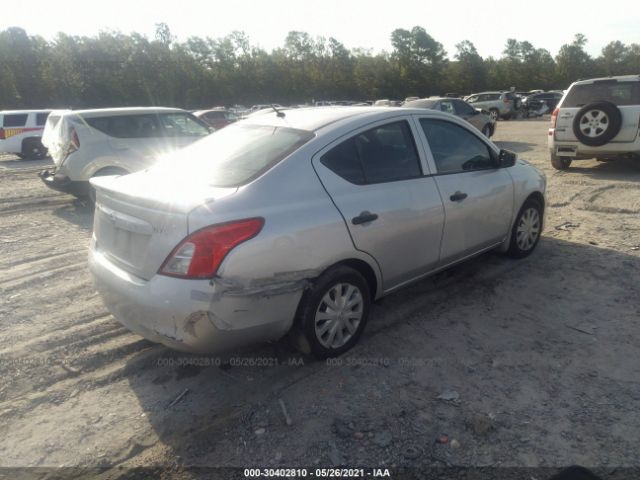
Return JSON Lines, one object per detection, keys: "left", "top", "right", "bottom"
{"left": 498, "top": 149, "right": 517, "bottom": 168}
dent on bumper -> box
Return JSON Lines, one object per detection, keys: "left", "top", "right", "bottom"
{"left": 88, "top": 248, "right": 302, "bottom": 353}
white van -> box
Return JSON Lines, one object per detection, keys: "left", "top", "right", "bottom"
{"left": 39, "top": 107, "right": 212, "bottom": 199}
{"left": 0, "top": 110, "right": 51, "bottom": 159}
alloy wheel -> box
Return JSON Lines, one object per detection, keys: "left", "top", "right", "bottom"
{"left": 579, "top": 110, "right": 609, "bottom": 138}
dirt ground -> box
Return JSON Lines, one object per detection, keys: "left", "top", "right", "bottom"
{"left": 1, "top": 118, "right": 640, "bottom": 478}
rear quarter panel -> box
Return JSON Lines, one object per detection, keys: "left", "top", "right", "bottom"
{"left": 186, "top": 139, "right": 383, "bottom": 306}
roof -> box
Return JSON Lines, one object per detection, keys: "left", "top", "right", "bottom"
{"left": 0, "top": 109, "right": 52, "bottom": 114}
{"left": 242, "top": 106, "right": 405, "bottom": 131}
{"left": 572, "top": 75, "right": 640, "bottom": 86}
{"left": 53, "top": 107, "right": 186, "bottom": 118}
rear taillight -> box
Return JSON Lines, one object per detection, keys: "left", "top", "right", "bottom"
{"left": 550, "top": 108, "right": 559, "bottom": 128}
{"left": 0, "top": 128, "right": 5, "bottom": 140}
{"left": 67, "top": 126, "right": 80, "bottom": 155}
{"left": 503, "top": 97, "right": 510, "bottom": 104}
{"left": 159, "top": 218, "right": 264, "bottom": 279}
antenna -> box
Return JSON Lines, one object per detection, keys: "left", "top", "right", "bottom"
{"left": 271, "top": 104, "right": 285, "bottom": 118}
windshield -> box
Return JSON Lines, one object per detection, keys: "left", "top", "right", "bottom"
{"left": 154, "top": 123, "right": 314, "bottom": 187}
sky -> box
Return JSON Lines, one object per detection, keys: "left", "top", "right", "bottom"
{"left": 2, "top": 0, "right": 639, "bottom": 59}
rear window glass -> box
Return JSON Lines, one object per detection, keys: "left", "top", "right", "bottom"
{"left": 159, "top": 113, "right": 210, "bottom": 137}
{"left": 563, "top": 82, "right": 640, "bottom": 107}
{"left": 154, "top": 124, "right": 314, "bottom": 187}
{"left": 3, "top": 114, "right": 28, "bottom": 127}
{"left": 83, "top": 113, "right": 209, "bottom": 138}
{"left": 36, "top": 112, "right": 50, "bottom": 126}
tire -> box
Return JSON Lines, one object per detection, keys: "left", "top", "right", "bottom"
{"left": 88, "top": 167, "right": 129, "bottom": 203}
{"left": 550, "top": 154, "right": 572, "bottom": 170}
{"left": 294, "top": 265, "right": 371, "bottom": 359}
{"left": 506, "top": 198, "right": 543, "bottom": 258}
{"left": 482, "top": 124, "right": 492, "bottom": 138}
{"left": 21, "top": 138, "right": 47, "bottom": 160}
{"left": 489, "top": 109, "right": 499, "bottom": 122}
{"left": 572, "top": 101, "right": 622, "bottom": 147}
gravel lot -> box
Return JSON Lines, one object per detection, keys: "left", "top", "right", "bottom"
{"left": 1, "top": 118, "right": 639, "bottom": 478}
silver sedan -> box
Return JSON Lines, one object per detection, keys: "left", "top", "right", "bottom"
{"left": 89, "top": 107, "right": 546, "bottom": 358}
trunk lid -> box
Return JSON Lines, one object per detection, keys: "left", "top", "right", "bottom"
{"left": 91, "top": 171, "right": 237, "bottom": 280}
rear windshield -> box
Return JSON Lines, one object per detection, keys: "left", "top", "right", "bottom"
{"left": 2, "top": 114, "right": 28, "bottom": 127}
{"left": 83, "top": 113, "right": 210, "bottom": 138}
{"left": 563, "top": 81, "right": 640, "bottom": 107}
{"left": 155, "top": 123, "right": 314, "bottom": 187}
{"left": 403, "top": 99, "right": 437, "bottom": 109}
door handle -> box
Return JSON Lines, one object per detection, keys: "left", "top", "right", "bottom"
{"left": 351, "top": 211, "right": 378, "bottom": 225}
{"left": 450, "top": 191, "right": 468, "bottom": 202}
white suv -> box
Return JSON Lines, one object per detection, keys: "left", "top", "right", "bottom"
{"left": 549, "top": 75, "right": 640, "bottom": 169}
{"left": 39, "top": 107, "right": 211, "bottom": 199}
{"left": 0, "top": 110, "right": 51, "bottom": 159}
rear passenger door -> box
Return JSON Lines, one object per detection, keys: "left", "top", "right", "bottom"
{"left": 89, "top": 114, "right": 168, "bottom": 171}
{"left": 312, "top": 119, "right": 445, "bottom": 291}
{"left": 417, "top": 117, "right": 514, "bottom": 264}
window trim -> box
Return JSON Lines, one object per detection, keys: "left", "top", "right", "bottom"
{"left": 313, "top": 116, "right": 431, "bottom": 186}
{"left": 411, "top": 115, "right": 501, "bottom": 176}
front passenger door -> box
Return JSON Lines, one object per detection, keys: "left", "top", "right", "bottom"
{"left": 418, "top": 118, "right": 514, "bottom": 265}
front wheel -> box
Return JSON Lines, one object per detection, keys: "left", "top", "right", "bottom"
{"left": 507, "top": 199, "right": 543, "bottom": 258}
{"left": 294, "top": 265, "right": 371, "bottom": 359}
{"left": 489, "top": 109, "right": 499, "bottom": 122}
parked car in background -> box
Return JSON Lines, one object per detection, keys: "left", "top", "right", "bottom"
{"left": 89, "top": 106, "right": 545, "bottom": 358}
{"left": 403, "top": 97, "right": 496, "bottom": 137}
{"left": 250, "top": 104, "right": 283, "bottom": 112}
{"left": 39, "top": 107, "right": 211, "bottom": 199}
{"left": 0, "top": 109, "right": 51, "bottom": 159}
{"left": 194, "top": 108, "right": 239, "bottom": 130}
{"left": 522, "top": 91, "right": 563, "bottom": 112}
{"left": 465, "top": 91, "right": 519, "bottom": 120}
{"left": 549, "top": 75, "right": 640, "bottom": 170}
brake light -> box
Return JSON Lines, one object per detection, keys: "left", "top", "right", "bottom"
{"left": 0, "top": 128, "right": 4, "bottom": 140}
{"left": 159, "top": 218, "right": 264, "bottom": 279}
{"left": 503, "top": 97, "right": 510, "bottom": 103}
{"left": 551, "top": 108, "right": 559, "bottom": 128}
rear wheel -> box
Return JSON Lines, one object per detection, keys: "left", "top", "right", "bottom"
{"left": 294, "top": 265, "right": 371, "bottom": 359}
{"left": 489, "top": 109, "right": 499, "bottom": 122}
{"left": 21, "top": 138, "right": 47, "bottom": 160}
{"left": 88, "top": 167, "right": 129, "bottom": 203}
{"left": 551, "top": 154, "right": 572, "bottom": 170}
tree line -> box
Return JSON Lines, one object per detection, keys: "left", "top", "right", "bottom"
{"left": 1, "top": 24, "right": 639, "bottom": 110}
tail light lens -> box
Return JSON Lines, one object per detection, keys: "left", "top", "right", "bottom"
{"left": 550, "top": 108, "right": 559, "bottom": 128}
{"left": 67, "top": 126, "right": 80, "bottom": 155}
{"left": 0, "top": 128, "right": 5, "bottom": 140}
{"left": 159, "top": 218, "right": 264, "bottom": 279}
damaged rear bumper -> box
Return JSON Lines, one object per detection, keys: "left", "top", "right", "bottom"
{"left": 88, "top": 246, "right": 301, "bottom": 354}
{"left": 39, "top": 169, "right": 90, "bottom": 197}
